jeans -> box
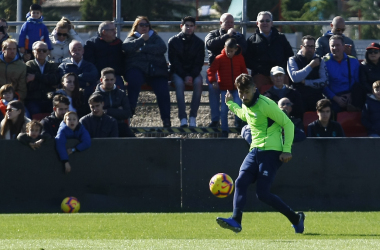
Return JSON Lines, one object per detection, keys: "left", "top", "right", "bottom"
{"left": 125, "top": 68, "right": 170, "bottom": 120}
{"left": 220, "top": 89, "right": 242, "bottom": 132}
{"left": 207, "top": 75, "right": 220, "bottom": 122}
{"left": 172, "top": 73, "right": 202, "bottom": 120}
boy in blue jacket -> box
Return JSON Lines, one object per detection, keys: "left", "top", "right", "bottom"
{"left": 55, "top": 111, "right": 91, "bottom": 173}
{"left": 18, "top": 4, "right": 52, "bottom": 55}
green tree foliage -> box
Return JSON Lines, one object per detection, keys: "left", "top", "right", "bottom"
{"left": 81, "top": 0, "right": 192, "bottom": 21}
{"left": 0, "top": 0, "right": 34, "bottom": 21}
{"left": 347, "top": 0, "right": 380, "bottom": 39}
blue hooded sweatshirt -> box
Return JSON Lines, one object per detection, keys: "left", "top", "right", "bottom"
{"left": 18, "top": 13, "right": 52, "bottom": 50}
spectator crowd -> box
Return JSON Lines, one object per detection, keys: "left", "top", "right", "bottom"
{"left": 1, "top": 4, "right": 378, "bottom": 158}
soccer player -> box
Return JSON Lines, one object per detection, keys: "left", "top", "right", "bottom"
{"left": 216, "top": 73, "right": 305, "bottom": 233}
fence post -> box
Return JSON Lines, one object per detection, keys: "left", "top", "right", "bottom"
{"left": 241, "top": 0, "right": 247, "bottom": 37}
{"left": 16, "top": 0, "right": 22, "bottom": 33}
{"left": 116, "top": 0, "right": 122, "bottom": 38}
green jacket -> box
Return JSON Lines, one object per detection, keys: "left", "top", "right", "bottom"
{"left": 0, "top": 55, "right": 27, "bottom": 101}
{"left": 227, "top": 93, "right": 294, "bottom": 153}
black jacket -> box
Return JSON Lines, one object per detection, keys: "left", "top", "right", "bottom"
{"left": 246, "top": 27, "right": 294, "bottom": 76}
{"left": 94, "top": 83, "right": 131, "bottom": 121}
{"left": 359, "top": 60, "right": 380, "bottom": 94}
{"left": 168, "top": 32, "right": 205, "bottom": 79}
{"left": 205, "top": 28, "right": 247, "bottom": 66}
{"left": 79, "top": 113, "right": 119, "bottom": 138}
{"left": 83, "top": 35, "right": 125, "bottom": 77}
{"left": 40, "top": 112, "right": 62, "bottom": 138}
{"left": 263, "top": 86, "right": 304, "bottom": 119}
{"left": 307, "top": 120, "right": 345, "bottom": 137}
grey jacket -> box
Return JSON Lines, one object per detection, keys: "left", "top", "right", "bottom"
{"left": 122, "top": 31, "right": 167, "bottom": 76}
{"left": 315, "top": 30, "right": 357, "bottom": 58}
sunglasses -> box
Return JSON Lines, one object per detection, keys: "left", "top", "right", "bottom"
{"left": 6, "top": 107, "right": 18, "bottom": 112}
{"left": 57, "top": 32, "right": 68, "bottom": 37}
{"left": 334, "top": 28, "right": 345, "bottom": 33}
{"left": 281, "top": 103, "right": 292, "bottom": 107}
{"left": 138, "top": 23, "right": 150, "bottom": 27}
{"left": 259, "top": 19, "right": 271, "bottom": 23}
{"left": 368, "top": 50, "right": 379, "bottom": 55}
{"left": 35, "top": 49, "right": 47, "bottom": 53}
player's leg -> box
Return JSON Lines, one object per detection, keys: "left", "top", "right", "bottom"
{"left": 255, "top": 150, "right": 305, "bottom": 233}
{"left": 216, "top": 149, "right": 259, "bottom": 232}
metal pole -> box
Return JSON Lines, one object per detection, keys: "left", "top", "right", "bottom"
{"left": 16, "top": 0, "right": 22, "bottom": 33}
{"left": 241, "top": 0, "right": 247, "bottom": 37}
{"left": 116, "top": 0, "right": 122, "bottom": 38}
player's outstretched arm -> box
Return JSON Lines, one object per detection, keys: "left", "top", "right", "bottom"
{"left": 279, "top": 152, "right": 292, "bottom": 163}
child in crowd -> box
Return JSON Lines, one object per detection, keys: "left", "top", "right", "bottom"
{"left": 17, "top": 120, "right": 50, "bottom": 149}
{"left": 362, "top": 80, "right": 380, "bottom": 137}
{"left": 0, "top": 84, "right": 19, "bottom": 121}
{"left": 18, "top": 4, "right": 52, "bottom": 56}
{"left": 307, "top": 99, "right": 345, "bottom": 137}
{"left": 55, "top": 111, "right": 91, "bottom": 174}
{"left": 207, "top": 38, "right": 248, "bottom": 137}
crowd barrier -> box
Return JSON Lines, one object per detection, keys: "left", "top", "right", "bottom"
{"left": 1, "top": 138, "right": 379, "bottom": 213}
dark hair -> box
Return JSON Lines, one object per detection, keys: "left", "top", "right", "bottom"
{"left": 0, "top": 100, "right": 25, "bottom": 139}
{"left": 61, "top": 73, "right": 82, "bottom": 109}
{"left": 30, "top": 4, "right": 42, "bottom": 11}
{"left": 26, "top": 120, "right": 43, "bottom": 133}
{"left": 101, "top": 67, "right": 115, "bottom": 78}
{"left": 0, "top": 84, "right": 15, "bottom": 97}
{"left": 316, "top": 99, "right": 332, "bottom": 112}
{"left": 88, "top": 93, "right": 104, "bottom": 104}
{"left": 234, "top": 73, "right": 255, "bottom": 90}
{"left": 329, "top": 35, "right": 344, "bottom": 45}
{"left": 225, "top": 38, "right": 238, "bottom": 49}
{"left": 0, "top": 18, "right": 8, "bottom": 28}
{"left": 53, "top": 94, "right": 70, "bottom": 107}
{"left": 302, "top": 35, "right": 315, "bottom": 43}
{"left": 181, "top": 16, "right": 196, "bottom": 25}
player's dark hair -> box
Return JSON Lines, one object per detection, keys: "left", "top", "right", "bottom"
{"left": 234, "top": 73, "right": 255, "bottom": 90}
{"left": 53, "top": 94, "right": 70, "bottom": 107}
{"left": 101, "top": 67, "right": 115, "bottom": 78}
{"left": 181, "top": 16, "right": 196, "bottom": 25}
{"left": 316, "top": 99, "right": 332, "bottom": 112}
{"left": 329, "top": 35, "right": 344, "bottom": 45}
{"left": 30, "top": 4, "right": 42, "bottom": 11}
{"left": 88, "top": 93, "right": 104, "bottom": 104}
{"left": 225, "top": 38, "right": 238, "bottom": 49}
{"left": 26, "top": 120, "right": 43, "bottom": 133}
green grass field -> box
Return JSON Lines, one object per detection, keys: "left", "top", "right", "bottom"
{"left": 1, "top": 212, "right": 379, "bottom": 249}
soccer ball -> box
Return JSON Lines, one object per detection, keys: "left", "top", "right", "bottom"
{"left": 61, "top": 196, "right": 80, "bottom": 213}
{"left": 209, "top": 173, "right": 234, "bottom": 198}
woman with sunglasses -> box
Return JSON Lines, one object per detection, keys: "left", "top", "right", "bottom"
{"left": 122, "top": 16, "right": 171, "bottom": 127}
{"left": 49, "top": 17, "right": 83, "bottom": 64}
{"left": 0, "top": 100, "right": 30, "bottom": 139}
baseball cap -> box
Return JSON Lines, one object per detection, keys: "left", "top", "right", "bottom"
{"left": 270, "top": 66, "right": 285, "bottom": 76}
{"left": 366, "top": 42, "right": 380, "bottom": 50}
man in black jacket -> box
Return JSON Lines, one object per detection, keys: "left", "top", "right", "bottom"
{"left": 40, "top": 94, "right": 69, "bottom": 137}
{"left": 94, "top": 67, "right": 134, "bottom": 137}
{"left": 168, "top": 16, "right": 205, "bottom": 128}
{"left": 83, "top": 21, "right": 125, "bottom": 90}
{"left": 205, "top": 13, "right": 247, "bottom": 127}
{"left": 79, "top": 93, "right": 118, "bottom": 138}
{"left": 245, "top": 11, "right": 294, "bottom": 90}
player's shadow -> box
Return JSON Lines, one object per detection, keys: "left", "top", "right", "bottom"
{"left": 304, "top": 232, "right": 380, "bottom": 237}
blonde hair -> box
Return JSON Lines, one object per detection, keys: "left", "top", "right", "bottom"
{"left": 128, "top": 16, "right": 156, "bottom": 37}
{"left": 64, "top": 111, "right": 78, "bottom": 121}
{"left": 56, "top": 17, "right": 72, "bottom": 31}
{"left": 2, "top": 38, "right": 17, "bottom": 51}
{"left": 373, "top": 80, "right": 380, "bottom": 90}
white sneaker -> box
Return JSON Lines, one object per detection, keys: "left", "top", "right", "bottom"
{"left": 180, "top": 118, "right": 188, "bottom": 127}
{"left": 189, "top": 117, "right": 197, "bottom": 128}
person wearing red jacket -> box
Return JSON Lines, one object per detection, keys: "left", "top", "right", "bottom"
{"left": 207, "top": 38, "right": 248, "bottom": 137}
